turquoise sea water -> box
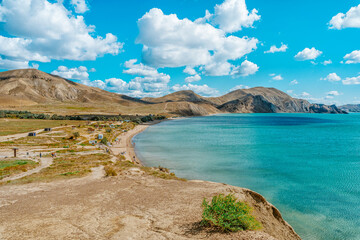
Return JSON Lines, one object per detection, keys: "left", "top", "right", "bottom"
{"left": 134, "top": 113, "right": 360, "bottom": 240}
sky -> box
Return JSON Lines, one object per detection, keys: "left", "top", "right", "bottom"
{"left": 0, "top": 0, "right": 360, "bottom": 105}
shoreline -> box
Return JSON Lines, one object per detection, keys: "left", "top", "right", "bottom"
{"left": 111, "top": 119, "right": 169, "bottom": 165}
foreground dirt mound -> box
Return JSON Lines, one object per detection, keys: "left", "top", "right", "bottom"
{"left": 0, "top": 172, "right": 300, "bottom": 240}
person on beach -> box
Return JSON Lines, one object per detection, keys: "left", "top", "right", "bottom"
{"left": 40, "top": 152, "right": 42, "bottom": 158}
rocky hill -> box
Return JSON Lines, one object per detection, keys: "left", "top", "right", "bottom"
{"left": 0, "top": 69, "right": 346, "bottom": 116}
{"left": 339, "top": 104, "right": 360, "bottom": 113}
{"left": 0, "top": 69, "right": 146, "bottom": 106}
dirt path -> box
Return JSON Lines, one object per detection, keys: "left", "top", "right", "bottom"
{"left": 0, "top": 126, "right": 63, "bottom": 142}
{"left": 0, "top": 157, "right": 53, "bottom": 182}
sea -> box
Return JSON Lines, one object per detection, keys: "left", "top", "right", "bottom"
{"left": 133, "top": 113, "right": 360, "bottom": 240}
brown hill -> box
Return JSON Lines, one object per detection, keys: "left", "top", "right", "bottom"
{"left": 0, "top": 69, "right": 144, "bottom": 106}
{"left": 0, "top": 69, "right": 346, "bottom": 116}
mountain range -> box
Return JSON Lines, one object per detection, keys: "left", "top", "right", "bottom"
{"left": 0, "top": 69, "right": 346, "bottom": 116}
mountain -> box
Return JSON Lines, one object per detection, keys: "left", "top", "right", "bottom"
{"left": 0, "top": 69, "right": 346, "bottom": 116}
{"left": 339, "top": 104, "right": 360, "bottom": 113}
{"left": 0, "top": 69, "right": 146, "bottom": 106}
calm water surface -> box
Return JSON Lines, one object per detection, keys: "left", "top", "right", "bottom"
{"left": 134, "top": 113, "right": 360, "bottom": 240}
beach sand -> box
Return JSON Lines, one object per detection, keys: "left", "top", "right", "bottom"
{"left": 111, "top": 120, "right": 165, "bottom": 164}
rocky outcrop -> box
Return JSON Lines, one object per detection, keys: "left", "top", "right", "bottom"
{"left": 309, "top": 104, "right": 347, "bottom": 114}
{"left": 339, "top": 104, "right": 360, "bottom": 113}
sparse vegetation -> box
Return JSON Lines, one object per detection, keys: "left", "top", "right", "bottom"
{"left": 0, "top": 119, "right": 85, "bottom": 136}
{"left": 6, "top": 153, "right": 111, "bottom": 184}
{"left": 201, "top": 194, "right": 261, "bottom": 232}
{"left": 104, "top": 166, "right": 117, "bottom": 177}
{"left": 0, "top": 160, "right": 39, "bottom": 180}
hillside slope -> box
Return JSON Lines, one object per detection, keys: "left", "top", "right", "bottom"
{"left": 0, "top": 69, "right": 346, "bottom": 115}
{"left": 340, "top": 104, "right": 360, "bottom": 113}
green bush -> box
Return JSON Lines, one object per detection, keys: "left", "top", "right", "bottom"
{"left": 201, "top": 194, "right": 261, "bottom": 232}
{"left": 100, "top": 137, "right": 108, "bottom": 145}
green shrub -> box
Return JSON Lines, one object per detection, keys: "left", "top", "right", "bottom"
{"left": 201, "top": 194, "right": 261, "bottom": 232}
{"left": 100, "top": 137, "right": 108, "bottom": 145}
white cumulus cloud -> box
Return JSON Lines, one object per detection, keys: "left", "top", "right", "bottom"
{"left": 185, "top": 74, "right": 201, "bottom": 83}
{"left": 290, "top": 80, "right": 298, "bottom": 85}
{"left": 136, "top": 8, "right": 258, "bottom": 76}
{"left": 171, "top": 83, "right": 219, "bottom": 96}
{"left": 326, "top": 91, "right": 340, "bottom": 96}
{"left": 51, "top": 66, "right": 90, "bottom": 80}
{"left": 211, "top": 0, "right": 260, "bottom": 33}
{"left": 229, "top": 84, "right": 249, "bottom": 92}
{"left": 0, "top": 0, "right": 122, "bottom": 66}
{"left": 71, "top": 0, "right": 89, "bottom": 14}
{"left": 231, "top": 60, "right": 259, "bottom": 77}
{"left": 183, "top": 66, "right": 197, "bottom": 75}
{"left": 329, "top": 4, "right": 360, "bottom": 29}
{"left": 264, "top": 43, "right": 288, "bottom": 53}
{"left": 0, "top": 57, "right": 30, "bottom": 70}
{"left": 342, "top": 75, "right": 360, "bottom": 85}
{"left": 271, "top": 74, "right": 283, "bottom": 81}
{"left": 322, "top": 59, "right": 332, "bottom": 65}
{"left": 295, "top": 47, "right": 322, "bottom": 61}
{"left": 344, "top": 50, "right": 360, "bottom": 64}
{"left": 321, "top": 73, "right": 341, "bottom": 82}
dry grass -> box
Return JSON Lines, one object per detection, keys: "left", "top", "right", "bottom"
{"left": 0, "top": 119, "right": 85, "bottom": 136}
{"left": 106, "top": 160, "right": 186, "bottom": 181}
{"left": 0, "top": 159, "right": 38, "bottom": 180}
{"left": 6, "top": 153, "right": 111, "bottom": 184}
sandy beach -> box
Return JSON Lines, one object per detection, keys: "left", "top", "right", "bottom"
{"left": 111, "top": 119, "right": 166, "bottom": 165}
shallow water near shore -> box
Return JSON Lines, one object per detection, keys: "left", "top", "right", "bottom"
{"left": 134, "top": 113, "right": 360, "bottom": 240}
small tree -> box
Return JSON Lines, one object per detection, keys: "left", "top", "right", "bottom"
{"left": 100, "top": 137, "right": 108, "bottom": 145}
{"left": 201, "top": 194, "right": 261, "bottom": 232}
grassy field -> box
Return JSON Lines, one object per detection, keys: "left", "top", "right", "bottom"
{"left": 0, "top": 119, "right": 86, "bottom": 136}
{"left": 7, "top": 153, "right": 111, "bottom": 184}
{"left": 0, "top": 159, "right": 39, "bottom": 180}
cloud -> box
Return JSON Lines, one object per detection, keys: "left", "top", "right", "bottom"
{"left": 81, "top": 59, "right": 172, "bottom": 98}
{"left": 271, "top": 74, "right": 283, "bottom": 81}
{"left": 290, "top": 79, "right": 298, "bottom": 85}
{"left": 295, "top": 47, "right": 322, "bottom": 61}
{"left": 183, "top": 66, "right": 197, "bottom": 75}
{"left": 229, "top": 84, "right": 249, "bottom": 92}
{"left": 0, "top": 57, "right": 30, "bottom": 70}
{"left": 300, "top": 92, "right": 310, "bottom": 97}
{"left": 326, "top": 91, "right": 340, "bottom": 96}
{"left": 321, "top": 73, "right": 341, "bottom": 82}
{"left": 287, "top": 90, "right": 294, "bottom": 94}
{"left": 0, "top": 0, "right": 122, "bottom": 66}
{"left": 51, "top": 66, "right": 90, "bottom": 80}
{"left": 344, "top": 50, "right": 360, "bottom": 64}
{"left": 329, "top": 4, "right": 360, "bottom": 29}
{"left": 171, "top": 83, "right": 219, "bottom": 96}
{"left": 264, "top": 43, "right": 288, "bottom": 53}
{"left": 71, "top": 0, "right": 89, "bottom": 14}
{"left": 185, "top": 74, "right": 201, "bottom": 83}
{"left": 211, "top": 0, "right": 261, "bottom": 33}
{"left": 342, "top": 75, "right": 360, "bottom": 85}
{"left": 322, "top": 59, "right": 332, "bottom": 65}
{"left": 136, "top": 8, "right": 258, "bottom": 76}
{"left": 231, "top": 60, "right": 259, "bottom": 76}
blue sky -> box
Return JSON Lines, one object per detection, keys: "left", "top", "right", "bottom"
{"left": 0, "top": 0, "right": 360, "bottom": 104}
